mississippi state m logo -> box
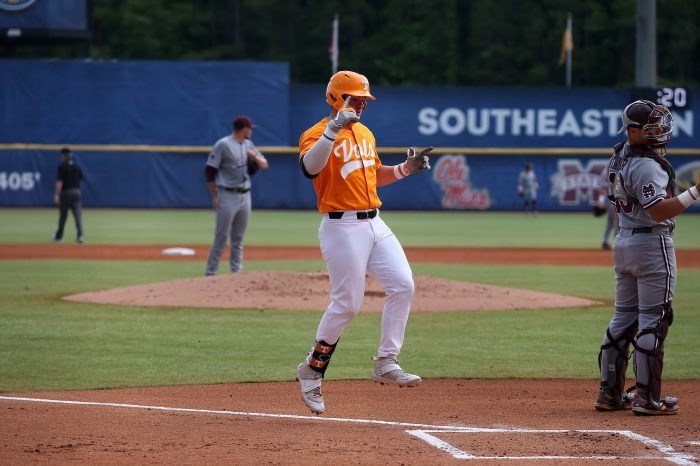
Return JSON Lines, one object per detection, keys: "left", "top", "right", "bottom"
{"left": 550, "top": 159, "right": 608, "bottom": 206}
{"left": 642, "top": 183, "right": 656, "bottom": 198}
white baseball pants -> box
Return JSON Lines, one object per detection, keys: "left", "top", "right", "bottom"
{"left": 315, "top": 212, "right": 414, "bottom": 357}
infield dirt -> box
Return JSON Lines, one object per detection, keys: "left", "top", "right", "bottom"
{"left": 1, "top": 244, "right": 698, "bottom": 464}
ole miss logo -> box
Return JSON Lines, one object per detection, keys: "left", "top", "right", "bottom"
{"left": 432, "top": 155, "right": 490, "bottom": 209}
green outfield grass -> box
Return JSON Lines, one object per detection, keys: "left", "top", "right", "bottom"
{"left": 1, "top": 208, "right": 699, "bottom": 248}
{"left": 0, "top": 208, "right": 698, "bottom": 391}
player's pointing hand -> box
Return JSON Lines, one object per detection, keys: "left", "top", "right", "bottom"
{"left": 405, "top": 146, "right": 434, "bottom": 173}
{"left": 327, "top": 97, "right": 360, "bottom": 133}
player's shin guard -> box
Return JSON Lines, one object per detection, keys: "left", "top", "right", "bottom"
{"left": 635, "top": 303, "right": 673, "bottom": 403}
{"left": 306, "top": 340, "right": 338, "bottom": 377}
{"left": 598, "top": 320, "right": 637, "bottom": 407}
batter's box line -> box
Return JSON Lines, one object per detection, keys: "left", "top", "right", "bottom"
{"left": 406, "top": 428, "right": 696, "bottom": 465}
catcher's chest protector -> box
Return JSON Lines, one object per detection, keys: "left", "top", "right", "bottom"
{"left": 609, "top": 142, "right": 675, "bottom": 205}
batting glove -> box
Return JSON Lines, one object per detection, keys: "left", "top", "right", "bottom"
{"left": 327, "top": 108, "right": 360, "bottom": 133}
{"left": 405, "top": 147, "right": 434, "bottom": 174}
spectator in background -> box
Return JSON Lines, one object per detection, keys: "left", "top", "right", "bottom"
{"left": 594, "top": 191, "right": 619, "bottom": 250}
{"left": 53, "top": 147, "right": 85, "bottom": 243}
{"left": 204, "top": 116, "right": 269, "bottom": 276}
{"left": 517, "top": 163, "right": 539, "bottom": 213}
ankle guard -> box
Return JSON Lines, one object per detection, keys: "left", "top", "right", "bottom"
{"left": 598, "top": 320, "right": 637, "bottom": 404}
{"left": 635, "top": 303, "right": 673, "bottom": 402}
{"left": 307, "top": 340, "right": 337, "bottom": 376}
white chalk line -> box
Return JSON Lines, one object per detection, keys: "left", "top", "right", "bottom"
{"left": 0, "top": 395, "right": 507, "bottom": 431}
{"left": 407, "top": 429, "right": 696, "bottom": 464}
{"left": 0, "top": 396, "right": 696, "bottom": 465}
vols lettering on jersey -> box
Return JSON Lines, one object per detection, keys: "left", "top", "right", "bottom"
{"left": 299, "top": 118, "right": 382, "bottom": 213}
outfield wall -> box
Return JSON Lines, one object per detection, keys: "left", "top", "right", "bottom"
{"left": 2, "top": 148, "right": 699, "bottom": 212}
{"left": 1, "top": 59, "right": 698, "bottom": 210}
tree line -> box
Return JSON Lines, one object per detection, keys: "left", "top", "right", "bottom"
{"left": 4, "top": 0, "right": 698, "bottom": 87}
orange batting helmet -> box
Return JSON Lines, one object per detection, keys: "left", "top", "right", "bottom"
{"left": 325, "top": 70, "right": 376, "bottom": 111}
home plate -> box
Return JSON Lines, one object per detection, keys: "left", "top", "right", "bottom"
{"left": 161, "top": 247, "right": 196, "bottom": 256}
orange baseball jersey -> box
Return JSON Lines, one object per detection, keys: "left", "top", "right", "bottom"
{"left": 299, "top": 118, "right": 383, "bottom": 213}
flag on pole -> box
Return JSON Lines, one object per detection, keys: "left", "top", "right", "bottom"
{"left": 559, "top": 13, "right": 574, "bottom": 65}
{"left": 329, "top": 14, "right": 339, "bottom": 74}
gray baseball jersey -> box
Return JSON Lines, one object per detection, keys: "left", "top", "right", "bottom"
{"left": 608, "top": 143, "right": 675, "bottom": 230}
{"left": 206, "top": 136, "right": 262, "bottom": 190}
{"left": 517, "top": 170, "right": 538, "bottom": 199}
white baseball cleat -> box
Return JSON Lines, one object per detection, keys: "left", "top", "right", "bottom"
{"left": 296, "top": 362, "right": 325, "bottom": 415}
{"left": 372, "top": 356, "right": 422, "bottom": 387}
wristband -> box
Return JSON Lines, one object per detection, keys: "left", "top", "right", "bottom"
{"left": 393, "top": 164, "right": 406, "bottom": 179}
{"left": 677, "top": 187, "right": 698, "bottom": 208}
{"left": 322, "top": 130, "right": 336, "bottom": 142}
{"left": 399, "top": 162, "right": 410, "bottom": 177}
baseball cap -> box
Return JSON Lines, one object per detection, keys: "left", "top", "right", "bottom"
{"left": 233, "top": 116, "right": 255, "bottom": 130}
{"left": 60, "top": 147, "right": 71, "bottom": 155}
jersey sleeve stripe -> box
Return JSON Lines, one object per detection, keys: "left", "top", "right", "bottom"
{"left": 642, "top": 197, "right": 664, "bottom": 209}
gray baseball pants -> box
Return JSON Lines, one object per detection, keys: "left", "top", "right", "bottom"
{"left": 600, "top": 228, "right": 676, "bottom": 391}
{"left": 602, "top": 203, "right": 619, "bottom": 245}
{"left": 205, "top": 190, "right": 251, "bottom": 275}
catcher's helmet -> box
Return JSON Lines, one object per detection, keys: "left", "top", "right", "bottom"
{"left": 325, "top": 70, "right": 376, "bottom": 111}
{"left": 618, "top": 99, "right": 674, "bottom": 147}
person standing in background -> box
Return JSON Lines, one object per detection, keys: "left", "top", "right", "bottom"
{"left": 53, "top": 147, "right": 84, "bottom": 243}
{"left": 517, "top": 163, "right": 539, "bottom": 213}
{"left": 594, "top": 191, "right": 619, "bottom": 250}
{"left": 204, "top": 116, "right": 269, "bottom": 276}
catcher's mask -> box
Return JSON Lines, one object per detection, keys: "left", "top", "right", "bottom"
{"left": 325, "top": 70, "right": 376, "bottom": 111}
{"left": 618, "top": 100, "right": 674, "bottom": 148}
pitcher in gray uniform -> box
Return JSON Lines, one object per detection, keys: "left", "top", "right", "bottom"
{"left": 595, "top": 100, "right": 700, "bottom": 416}
{"left": 204, "top": 116, "right": 268, "bottom": 276}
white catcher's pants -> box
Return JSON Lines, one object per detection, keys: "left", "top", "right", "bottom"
{"left": 316, "top": 212, "right": 414, "bottom": 357}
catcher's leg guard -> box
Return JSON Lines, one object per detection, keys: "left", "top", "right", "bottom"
{"left": 306, "top": 340, "right": 338, "bottom": 376}
{"left": 596, "top": 320, "right": 637, "bottom": 410}
{"left": 633, "top": 303, "right": 677, "bottom": 415}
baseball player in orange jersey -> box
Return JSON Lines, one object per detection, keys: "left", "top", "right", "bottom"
{"left": 295, "top": 70, "right": 434, "bottom": 415}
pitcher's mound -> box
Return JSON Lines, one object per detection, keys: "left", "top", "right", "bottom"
{"left": 64, "top": 271, "right": 600, "bottom": 312}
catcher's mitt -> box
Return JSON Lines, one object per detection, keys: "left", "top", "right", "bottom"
{"left": 593, "top": 205, "right": 606, "bottom": 217}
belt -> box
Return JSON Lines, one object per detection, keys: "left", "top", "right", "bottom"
{"left": 222, "top": 187, "right": 250, "bottom": 193}
{"left": 629, "top": 226, "right": 672, "bottom": 235}
{"left": 328, "top": 209, "right": 378, "bottom": 220}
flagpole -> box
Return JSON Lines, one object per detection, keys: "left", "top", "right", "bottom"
{"left": 330, "top": 14, "right": 339, "bottom": 74}
{"left": 565, "top": 13, "right": 572, "bottom": 88}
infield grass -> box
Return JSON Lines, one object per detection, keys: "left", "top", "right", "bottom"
{"left": 0, "top": 208, "right": 699, "bottom": 391}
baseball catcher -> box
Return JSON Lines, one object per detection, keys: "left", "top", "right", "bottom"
{"left": 595, "top": 99, "right": 699, "bottom": 416}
